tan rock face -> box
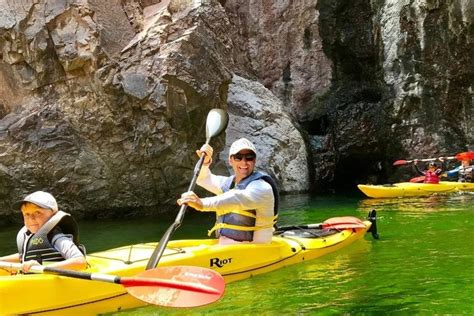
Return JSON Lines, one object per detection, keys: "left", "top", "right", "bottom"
{"left": 225, "top": 75, "right": 309, "bottom": 194}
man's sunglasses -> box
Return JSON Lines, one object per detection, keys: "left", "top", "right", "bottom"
{"left": 232, "top": 153, "right": 256, "bottom": 162}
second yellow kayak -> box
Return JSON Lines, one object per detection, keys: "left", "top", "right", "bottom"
{"left": 357, "top": 181, "right": 474, "bottom": 198}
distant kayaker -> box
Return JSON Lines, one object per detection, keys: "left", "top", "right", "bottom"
{"left": 0, "top": 191, "right": 87, "bottom": 273}
{"left": 177, "top": 138, "right": 279, "bottom": 245}
{"left": 413, "top": 160, "right": 445, "bottom": 184}
{"left": 446, "top": 159, "right": 473, "bottom": 182}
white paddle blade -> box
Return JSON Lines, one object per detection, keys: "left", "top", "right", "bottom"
{"left": 205, "top": 109, "right": 228, "bottom": 141}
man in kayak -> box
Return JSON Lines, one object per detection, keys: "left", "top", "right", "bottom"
{"left": 413, "top": 160, "right": 445, "bottom": 184}
{"left": 177, "top": 138, "right": 279, "bottom": 244}
{"left": 0, "top": 191, "right": 87, "bottom": 272}
{"left": 446, "top": 158, "right": 473, "bottom": 182}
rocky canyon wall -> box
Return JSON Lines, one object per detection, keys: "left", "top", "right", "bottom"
{"left": 0, "top": 0, "right": 471, "bottom": 222}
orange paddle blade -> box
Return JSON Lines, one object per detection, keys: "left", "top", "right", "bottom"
{"left": 322, "top": 216, "right": 367, "bottom": 229}
{"left": 456, "top": 152, "right": 474, "bottom": 161}
{"left": 126, "top": 266, "right": 225, "bottom": 307}
{"left": 409, "top": 176, "right": 425, "bottom": 183}
{"left": 393, "top": 160, "right": 409, "bottom": 166}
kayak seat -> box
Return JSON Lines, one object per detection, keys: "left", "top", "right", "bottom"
{"left": 278, "top": 228, "right": 338, "bottom": 239}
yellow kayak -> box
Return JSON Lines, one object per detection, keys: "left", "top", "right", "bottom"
{"left": 0, "top": 215, "right": 377, "bottom": 315}
{"left": 357, "top": 181, "right": 474, "bottom": 198}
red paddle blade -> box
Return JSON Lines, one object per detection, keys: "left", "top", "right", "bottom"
{"left": 393, "top": 160, "right": 408, "bottom": 166}
{"left": 322, "top": 216, "right": 367, "bottom": 229}
{"left": 456, "top": 152, "right": 474, "bottom": 161}
{"left": 410, "top": 176, "right": 425, "bottom": 183}
{"left": 125, "top": 266, "right": 225, "bottom": 307}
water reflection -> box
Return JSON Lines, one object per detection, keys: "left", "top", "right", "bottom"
{"left": 358, "top": 193, "right": 474, "bottom": 215}
{"left": 279, "top": 193, "right": 367, "bottom": 227}
{"left": 280, "top": 193, "right": 315, "bottom": 211}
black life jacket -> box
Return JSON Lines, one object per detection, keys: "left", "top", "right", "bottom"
{"left": 16, "top": 211, "right": 85, "bottom": 263}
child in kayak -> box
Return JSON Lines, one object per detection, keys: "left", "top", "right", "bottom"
{"left": 446, "top": 158, "right": 473, "bottom": 182}
{"left": 0, "top": 191, "right": 87, "bottom": 273}
{"left": 413, "top": 160, "right": 445, "bottom": 184}
{"left": 177, "top": 138, "right": 279, "bottom": 245}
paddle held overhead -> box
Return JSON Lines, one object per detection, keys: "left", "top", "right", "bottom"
{"left": 146, "top": 109, "right": 229, "bottom": 270}
{"left": 393, "top": 151, "right": 474, "bottom": 166}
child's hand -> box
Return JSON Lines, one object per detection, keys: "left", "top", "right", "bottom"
{"left": 21, "top": 260, "right": 41, "bottom": 272}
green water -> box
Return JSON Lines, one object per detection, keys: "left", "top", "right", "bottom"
{"left": 1, "top": 193, "right": 473, "bottom": 314}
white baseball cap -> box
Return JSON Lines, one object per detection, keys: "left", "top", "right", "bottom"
{"left": 229, "top": 138, "right": 257, "bottom": 158}
{"left": 19, "top": 191, "right": 58, "bottom": 213}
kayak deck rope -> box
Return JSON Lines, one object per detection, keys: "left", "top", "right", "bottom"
{"left": 88, "top": 244, "right": 185, "bottom": 265}
{"left": 277, "top": 228, "right": 339, "bottom": 239}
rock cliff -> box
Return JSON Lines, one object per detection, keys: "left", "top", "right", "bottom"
{"left": 0, "top": 0, "right": 471, "bottom": 222}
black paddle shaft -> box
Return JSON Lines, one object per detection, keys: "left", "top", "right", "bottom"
{"left": 44, "top": 266, "right": 94, "bottom": 280}
{"left": 43, "top": 266, "right": 121, "bottom": 284}
{"left": 146, "top": 154, "right": 206, "bottom": 269}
